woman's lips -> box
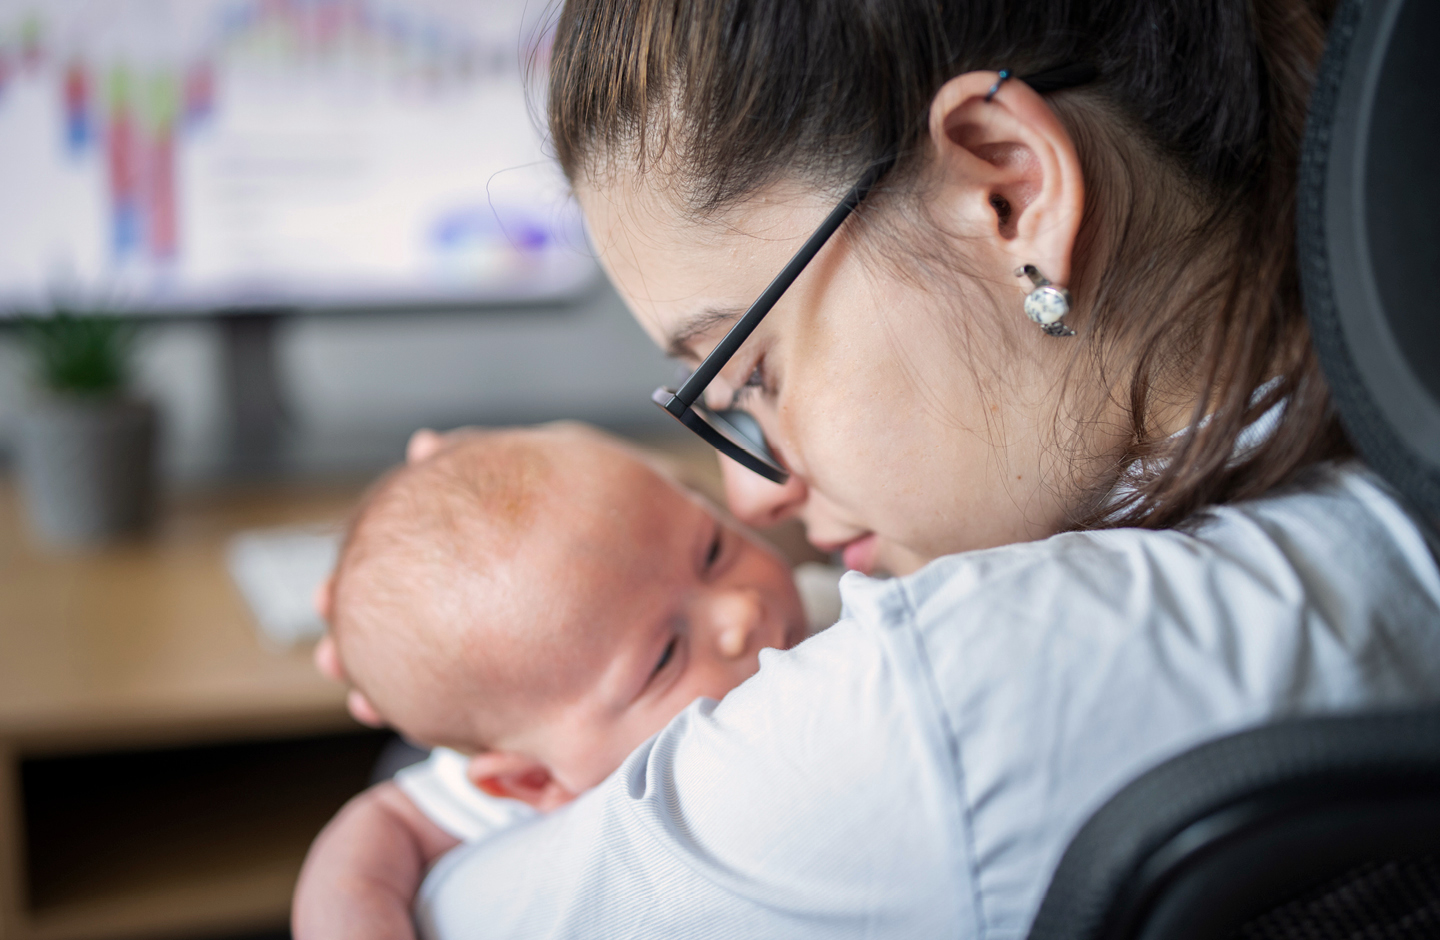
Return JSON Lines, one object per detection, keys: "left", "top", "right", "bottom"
{"left": 841, "top": 533, "right": 879, "bottom": 575}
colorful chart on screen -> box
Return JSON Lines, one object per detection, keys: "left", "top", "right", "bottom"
{"left": 0, "top": 0, "right": 597, "bottom": 313}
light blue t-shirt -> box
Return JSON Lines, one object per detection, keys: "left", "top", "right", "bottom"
{"left": 416, "top": 464, "right": 1440, "bottom": 939}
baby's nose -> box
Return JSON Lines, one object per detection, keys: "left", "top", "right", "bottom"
{"left": 706, "top": 590, "right": 765, "bottom": 660}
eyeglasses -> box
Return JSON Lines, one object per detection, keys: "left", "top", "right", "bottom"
{"left": 651, "top": 64, "right": 1097, "bottom": 484}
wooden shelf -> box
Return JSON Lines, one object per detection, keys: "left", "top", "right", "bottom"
{"left": 19, "top": 733, "right": 388, "bottom": 940}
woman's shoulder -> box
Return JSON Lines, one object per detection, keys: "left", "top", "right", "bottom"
{"left": 825, "top": 462, "right": 1440, "bottom": 937}
{"left": 828, "top": 458, "right": 1440, "bottom": 828}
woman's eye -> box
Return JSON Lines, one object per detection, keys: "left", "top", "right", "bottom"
{"left": 652, "top": 637, "right": 678, "bottom": 676}
{"left": 730, "top": 364, "right": 769, "bottom": 406}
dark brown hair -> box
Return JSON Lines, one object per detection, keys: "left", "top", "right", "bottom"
{"left": 546, "top": 0, "right": 1351, "bottom": 529}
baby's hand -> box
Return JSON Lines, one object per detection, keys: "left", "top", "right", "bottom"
{"left": 292, "top": 782, "right": 459, "bottom": 940}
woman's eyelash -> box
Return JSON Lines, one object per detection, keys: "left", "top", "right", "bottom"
{"left": 730, "top": 365, "right": 768, "bottom": 406}
{"left": 653, "top": 638, "right": 678, "bottom": 676}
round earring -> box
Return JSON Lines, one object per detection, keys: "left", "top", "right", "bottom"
{"left": 1015, "top": 265, "right": 1075, "bottom": 337}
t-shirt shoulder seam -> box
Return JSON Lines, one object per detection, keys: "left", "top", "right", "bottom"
{"left": 893, "top": 578, "right": 992, "bottom": 940}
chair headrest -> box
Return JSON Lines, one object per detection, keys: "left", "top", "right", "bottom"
{"left": 1300, "top": 0, "right": 1440, "bottom": 526}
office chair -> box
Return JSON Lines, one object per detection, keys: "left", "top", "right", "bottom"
{"left": 1025, "top": 0, "right": 1440, "bottom": 937}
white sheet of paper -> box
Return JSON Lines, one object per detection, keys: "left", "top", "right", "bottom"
{"left": 226, "top": 525, "right": 340, "bottom": 648}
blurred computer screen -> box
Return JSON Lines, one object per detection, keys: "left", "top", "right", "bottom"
{"left": 0, "top": 0, "right": 594, "bottom": 315}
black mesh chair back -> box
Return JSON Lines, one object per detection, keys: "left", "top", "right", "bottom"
{"left": 1025, "top": 710, "right": 1440, "bottom": 940}
{"left": 1024, "top": 0, "right": 1440, "bottom": 937}
{"left": 1301, "top": 0, "right": 1440, "bottom": 527}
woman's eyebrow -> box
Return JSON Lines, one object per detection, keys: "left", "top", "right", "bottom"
{"left": 665, "top": 306, "right": 745, "bottom": 359}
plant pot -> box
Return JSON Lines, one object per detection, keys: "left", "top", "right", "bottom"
{"left": 16, "top": 395, "right": 159, "bottom": 546}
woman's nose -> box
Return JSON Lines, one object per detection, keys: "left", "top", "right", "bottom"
{"left": 720, "top": 453, "right": 808, "bottom": 528}
{"left": 701, "top": 589, "right": 765, "bottom": 660}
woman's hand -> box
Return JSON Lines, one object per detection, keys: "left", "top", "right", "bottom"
{"left": 313, "top": 629, "right": 387, "bottom": 728}
{"left": 406, "top": 428, "right": 450, "bottom": 464}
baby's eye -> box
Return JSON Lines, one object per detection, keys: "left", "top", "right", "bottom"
{"left": 705, "top": 526, "right": 723, "bottom": 571}
{"left": 652, "top": 637, "right": 678, "bottom": 676}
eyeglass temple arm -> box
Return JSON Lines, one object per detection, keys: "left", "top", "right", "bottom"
{"left": 664, "top": 61, "right": 1094, "bottom": 413}
{"left": 668, "top": 156, "right": 897, "bottom": 411}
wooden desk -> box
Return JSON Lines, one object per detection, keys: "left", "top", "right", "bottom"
{"left": 0, "top": 478, "right": 376, "bottom": 940}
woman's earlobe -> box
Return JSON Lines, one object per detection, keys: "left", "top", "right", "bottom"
{"left": 313, "top": 578, "right": 336, "bottom": 623}
{"left": 346, "top": 689, "right": 387, "bottom": 727}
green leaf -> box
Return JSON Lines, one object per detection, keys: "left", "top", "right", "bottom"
{"left": 19, "top": 312, "right": 137, "bottom": 396}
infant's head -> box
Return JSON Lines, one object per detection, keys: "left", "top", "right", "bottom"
{"left": 330, "top": 424, "right": 806, "bottom": 809}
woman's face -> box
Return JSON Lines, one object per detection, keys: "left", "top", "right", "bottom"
{"left": 580, "top": 176, "right": 1099, "bottom": 576}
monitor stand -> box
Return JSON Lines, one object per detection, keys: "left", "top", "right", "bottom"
{"left": 218, "top": 309, "right": 289, "bottom": 474}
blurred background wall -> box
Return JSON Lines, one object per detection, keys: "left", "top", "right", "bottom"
{"left": 0, "top": 0, "right": 683, "bottom": 483}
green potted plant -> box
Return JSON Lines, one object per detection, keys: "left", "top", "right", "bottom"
{"left": 14, "top": 312, "right": 158, "bottom": 545}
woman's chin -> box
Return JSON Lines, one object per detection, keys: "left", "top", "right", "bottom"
{"left": 873, "top": 541, "right": 931, "bottom": 578}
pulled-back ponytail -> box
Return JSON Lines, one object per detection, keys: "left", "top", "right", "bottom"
{"left": 547, "top": 0, "right": 1352, "bottom": 529}
{"left": 1099, "top": 0, "right": 1350, "bottom": 527}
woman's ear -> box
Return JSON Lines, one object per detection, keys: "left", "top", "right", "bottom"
{"left": 312, "top": 632, "right": 388, "bottom": 727}
{"left": 346, "top": 689, "right": 387, "bottom": 728}
{"left": 926, "top": 71, "right": 1084, "bottom": 288}
{"left": 467, "top": 751, "right": 578, "bottom": 812}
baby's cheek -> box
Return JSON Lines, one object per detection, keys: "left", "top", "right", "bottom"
{"left": 718, "top": 625, "right": 749, "bottom": 658}
{"left": 600, "top": 706, "right": 688, "bottom": 778}
{"left": 699, "top": 657, "right": 764, "bottom": 702}
{"left": 559, "top": 724, "right": 654, "bottom": 793}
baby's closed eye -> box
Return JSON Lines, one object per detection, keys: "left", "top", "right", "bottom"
{"left": 652, "top": 637, "right": 679, "bottom": 677}
{"left": 705, "top": 527, "right": 724, "bottom": 570}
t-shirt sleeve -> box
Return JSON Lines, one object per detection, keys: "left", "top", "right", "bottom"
{"left": 395, "top": 747, "right": 537, "bottom": 843}
{"left": 413, "top": 618, "right": 978, "bottom": 940}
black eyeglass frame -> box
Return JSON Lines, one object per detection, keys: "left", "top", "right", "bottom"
{"left": 651, "top": 63, "right": 1098, "bottom": 484}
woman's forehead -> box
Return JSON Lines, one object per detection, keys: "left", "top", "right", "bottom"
{"left": 577, "top": 178, "right": 833, "bottom": 345}
{"left": 579, "top": 174, "right": 832, "bottom": 257}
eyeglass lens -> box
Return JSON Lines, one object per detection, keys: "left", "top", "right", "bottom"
{"left": 650, "top": 387, "right": 785, "bottom": 482}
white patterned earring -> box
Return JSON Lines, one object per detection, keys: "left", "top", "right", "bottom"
{"left": 1016, "top": 265, "right": 1075, "bottom": 337}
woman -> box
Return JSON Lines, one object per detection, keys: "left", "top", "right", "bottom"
{"left": 400, "top": 0, "right": 1440, "bottom": 936}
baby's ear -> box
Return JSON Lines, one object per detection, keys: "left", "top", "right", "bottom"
{"left": 467, "top": 751, "right": 577, "bottom": 812}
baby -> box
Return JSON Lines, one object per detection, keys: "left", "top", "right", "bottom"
{"left": 293, "top": 424, "right": 835, "bottom": 940}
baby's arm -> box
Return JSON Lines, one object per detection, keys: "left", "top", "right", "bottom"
{"left": 292, "top": 781, "right": 458, "bottom": 940}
